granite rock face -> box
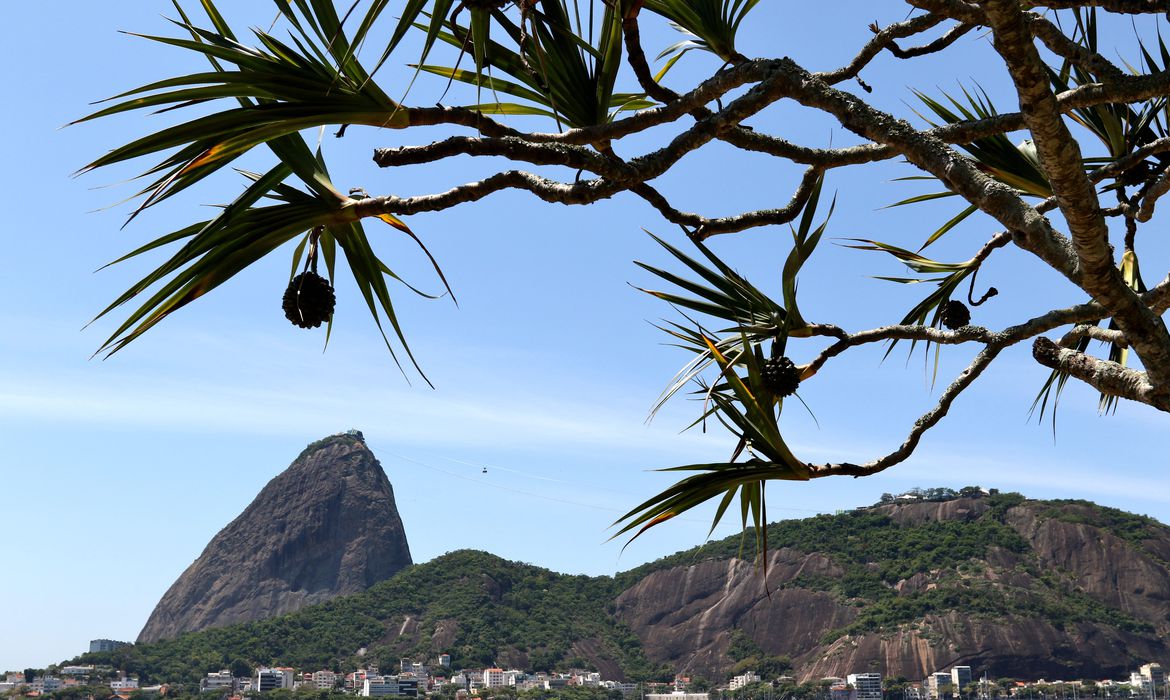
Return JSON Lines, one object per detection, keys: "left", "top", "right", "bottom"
{"left": 138, "top": 432, "right": 412, "bottom": 642}
{"left": 614, "top": 497, "right": 1170, "bottom": 681}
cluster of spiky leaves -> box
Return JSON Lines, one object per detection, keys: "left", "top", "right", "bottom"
{"left": 76, "top": 0, "right": 459, "bottom": 380}
{"left": 614, "top": 177, "right": 831, "bottom": 563}
{"left": 416, "top": 0, "right": 653, "bottom": 128}
{"left": 645, "top": 0, "right": 760, "bottom": 65}
{"left": 76, "top": 0, "right": 761, "bottom": 374}
{"left": 870, "top": 8, "right": 1168, "bottom": 417}
{"left": 75, "top": 0, "right": 1170, "bottom": 562}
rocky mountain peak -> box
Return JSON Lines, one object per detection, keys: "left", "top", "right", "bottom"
{"left": 137, "top": 432, "right": 412, "bottom": 643}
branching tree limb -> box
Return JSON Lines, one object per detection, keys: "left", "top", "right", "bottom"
{"left": 77, "top": 0, "right": 1170, "bottom": 550}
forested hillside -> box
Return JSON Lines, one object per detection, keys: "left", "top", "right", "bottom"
{"left": 75, "top": 492, "right": 1170, "bottom": 684}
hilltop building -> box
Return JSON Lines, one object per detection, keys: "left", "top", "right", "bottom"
{"left": 89, "top": 639, "right": 130, "bottom": 654}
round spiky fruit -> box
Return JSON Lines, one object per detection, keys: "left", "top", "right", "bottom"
{"left": 941, "top": 300, "right": 971, "bottom": 330}
{"left": 761, "top": 356, "right": 801, "bottom": 398}
{"left": 282, "top": 272, "right": 335, "bottom": 329}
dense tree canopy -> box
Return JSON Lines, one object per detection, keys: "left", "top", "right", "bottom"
{"left": 78, "top": 0, "right": 1170, "bottom": 553}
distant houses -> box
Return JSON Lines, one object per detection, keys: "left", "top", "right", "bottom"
{"left": 4, "top": 649, "right": 1168, "bottom": 700}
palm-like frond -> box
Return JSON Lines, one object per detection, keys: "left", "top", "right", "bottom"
{"left": 1048, "top": 11, "right": 1168, "bottom": 195}
{"left": 889, "top": 86, "right": 1054, "bottom": 255}
{"left": 74, "top": 7, "right": 405, "bottom": 218}
{"left": 80, "top": 1, "right": 450, "bottom": 373}
{"left": 419, "top": 0, "right": 645, "bottom": 129}
{"left": 612, "top": 335, "right": 810, "bottom": 565}
{"left": 643, "top": 0, "right": 759, "bottom": 64}
{"left": 915, "top": 86, "right": 1054, "bottom": 199}
{"left": 844, "top": 239, "right": 977, "bottom": 357}
{"left": 636, "top": 176, "right": 829, "bottom": 414}
{"left": 616, "top": 183, "right": 829, "bottom": 561}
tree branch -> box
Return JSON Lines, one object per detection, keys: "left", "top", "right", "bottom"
{"left": 884, "top": 21, "right": 976, "bottom": 59}
{"left": 1032, "top": 336, "right": 1170, "bottom": 408}
{"left": 815, "top": 13, "right": 948, "bottom": 85}
{"left": 1027, "top": 0, "right": 1170, "bottom": 13}
{"left": 1061, "top": 324, "right": 1129, "bottom": 347}
{"left": 809, "top": 345, "right": 1004, "bottom": 478}
{"left": 983, "top": 0, "right": 1170, "bottom": 388}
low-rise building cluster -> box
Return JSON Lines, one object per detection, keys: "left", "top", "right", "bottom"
{"left": 4, "top": 644, "right": 1167, "bottom": 700}
{"left": 188, "top": 659, "right": 651, "bottom": 698}
{"left": 0, "top": 670, "right": 163, "bottom": 699}
{"left": 757, "top": 662, "right": 1168, "bottom": 700}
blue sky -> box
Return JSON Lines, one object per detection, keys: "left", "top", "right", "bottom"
{"left": 3, "top": 0, "right": 1170, "bottom": 674}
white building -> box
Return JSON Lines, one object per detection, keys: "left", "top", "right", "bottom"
{"left": 951, "top": 667, "right": 972, "bottom": 696}
{"left": 111, "top": 679, "right": 140, "bottom": 691}
{"left": 363, "top": 676, "right": 400, "bottom": 697}
{"left": 483, "top": 669, "right": 506, "bottom": 689}
{"left": 645, "top": 692, "right": 706, "bottom": 700}
{"left": 1132, "top": 673, "right": 1153, "bottom": 694}
{"left": 61, "top": 666, "right": 96, "bottom": 677}
{"left": 926, "top": 673, "right": 952, "bottom": 700}
{"left": 313, "top": 671, "right": 338, "bottom": 690}
{"left": 202, "top": 670, "right": 236, "bottom": 692}
{"left": 604, "top": 682, "right": 640, "bottom": 696}
{"left": 648, "top": 693, "right": 710, "bottom": 700}
{"left": 730, "top": 673, "right": 762, "bottom": 691}
{"left": 89, "top": 639, "right": 129, "bottom": 654}
{"left": 33, "top": 677, "right": 63, "bottom": 693}
{"left": 1140, "top": 664, "right": 1166, "bottom": 695}
{"left": 848, "top": 673, "right": 883, "bottom": 700}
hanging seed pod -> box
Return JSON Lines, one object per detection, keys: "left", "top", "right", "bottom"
{"left": 282, "top": 271, "right": 335, "bottom": 329}
{"left": 761, "top": 356, "right": 801, "bottom": 397}
{"left": 941, "top": 300, "right": 971, "bottom": 330}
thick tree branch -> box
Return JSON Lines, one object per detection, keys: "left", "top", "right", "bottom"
{"left": 983, "top": 0, "right": 1170, "bottom": 388}
{"left": 806, "top": 325, "right": 996, "bottom": 378}
{"left": 1028, "top": 0, "right": 1170, "bottom": 13}
{"left": 1033, "top": 336, "right": 1170, "bottom": 408}
{"left": 372, "top": 135, "right": 625, "bottom": 174}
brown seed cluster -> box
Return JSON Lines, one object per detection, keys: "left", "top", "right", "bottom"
{"left": 761, "top": 356, "right": 801, "bottom": 397}
{"left": 282, "top": 272, "right": 335, "bottom": 329}
{"left": 941, "top": 300, "right": 971, "bottom": 330}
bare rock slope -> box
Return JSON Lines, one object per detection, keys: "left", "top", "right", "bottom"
{"left": 614, "top": 496, "right": 1170, "bottom": 681}
{"left": 138, "top": 432, "right": 411, "bottom": 643}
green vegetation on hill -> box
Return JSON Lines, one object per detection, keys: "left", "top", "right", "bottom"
{"left": 70, "top": 491, "right": 1170, "bottom": 685}
{"left": 621, "top": 491, "right": 1157, "bottom": 643}
{"left": 1038, "top": 499, "right": 1165, "bottom": 550}
{"left": 617, "top": 491, "right": 1030, "bottom": 589}
{"left": 77, "top": 551, "right": 663, "bottom": 686}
